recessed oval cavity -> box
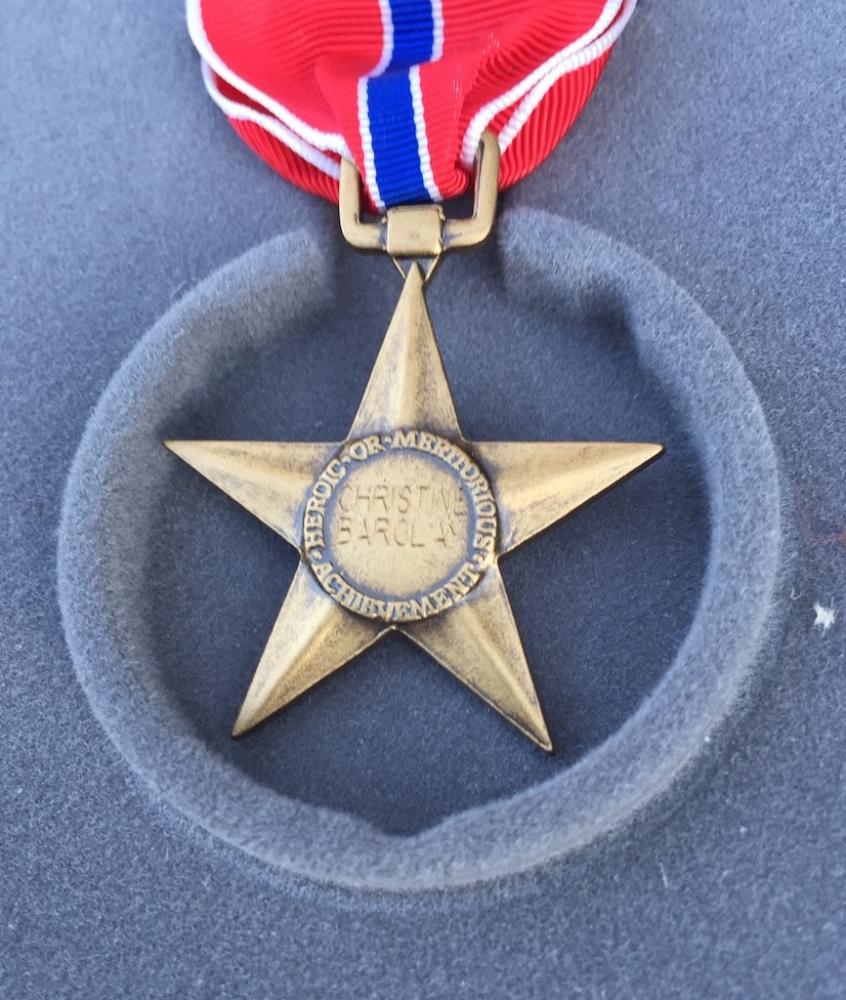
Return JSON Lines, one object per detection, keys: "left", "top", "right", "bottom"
{"left": 57, "top": 212, "right": 781, "bottom": 892}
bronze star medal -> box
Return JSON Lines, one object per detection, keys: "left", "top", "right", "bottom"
{"left": 166, "top": 137, "right": 662, "bottom": 751}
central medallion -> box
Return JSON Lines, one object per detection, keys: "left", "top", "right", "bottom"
{"left": 303, "top": 430, "right": 498, "bottom": 622}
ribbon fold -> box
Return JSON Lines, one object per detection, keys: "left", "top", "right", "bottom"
{"left": 188, "top": 0, "right": 637, "bottom": 208}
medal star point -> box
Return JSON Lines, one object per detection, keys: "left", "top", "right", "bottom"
{"left": 167, "top": 267, "right": 662, "bottom": 751}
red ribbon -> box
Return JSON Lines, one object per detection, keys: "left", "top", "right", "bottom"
{"left": 188, "top": 0, "right": 635, "bottom": 206}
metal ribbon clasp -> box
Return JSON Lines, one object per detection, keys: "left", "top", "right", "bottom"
{"left": 339, "top": 131, "right": 500, "bottom": 262}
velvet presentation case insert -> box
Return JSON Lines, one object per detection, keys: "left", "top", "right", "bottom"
{"left": 58, "top": 210, "right": 781, "bottom": 891}
{"left": 4, "top": 0, "right": 844, "bottom": 996}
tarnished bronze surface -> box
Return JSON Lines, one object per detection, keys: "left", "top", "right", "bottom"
{"left": 165, "top": 136, "right": 662, "bottom": 750}
{"left": 165, "top": 265, "right": 662, "bottom": 750}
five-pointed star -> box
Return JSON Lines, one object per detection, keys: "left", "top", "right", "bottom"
{"left": 166, "top": 265, "right": 662, "bottom": 751}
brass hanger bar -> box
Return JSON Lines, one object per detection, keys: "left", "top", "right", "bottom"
{"left": 339, "top": 131, "right": 500, "bottom": 258}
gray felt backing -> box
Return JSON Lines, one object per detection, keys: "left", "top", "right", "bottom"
{"left": 3, "top": 0, "right": 845, "bottom": 996}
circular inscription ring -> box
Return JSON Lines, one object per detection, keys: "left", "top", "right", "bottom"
{"left": 302, "top": 430, "right": 498, "bottom": 622}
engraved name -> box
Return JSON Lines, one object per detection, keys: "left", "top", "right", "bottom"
{"left": 302, "top": 430, "right": 498, "bottom": 621}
